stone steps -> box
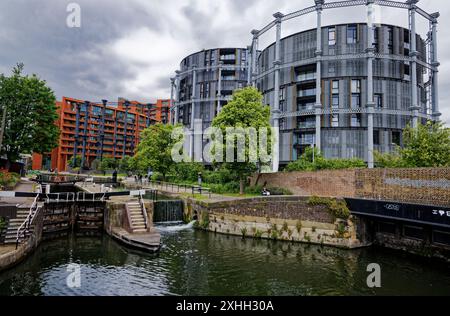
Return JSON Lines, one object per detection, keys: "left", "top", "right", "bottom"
{"left": 127, "top": 201, "right": 147, "bottom": 233}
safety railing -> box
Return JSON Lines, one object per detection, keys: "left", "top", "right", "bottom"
{"left": 16, "top": 195, "right": 42, "bottom": 249}
{"left": 147, "top": 180, "right": 212, "bottom": 198}
{"left": 139, "top": 191, "right": 149, "bottom": 230}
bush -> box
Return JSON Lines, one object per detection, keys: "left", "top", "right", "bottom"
{"left": 308, "top": 196, "right": 350, "bottom": 220}
{"left": 0, "top": 217, "right": 6, "bottom": 233}
{"left": 173, "top": 162, "right": 204, "bottom": 183}
{"left": 286, "top": 147, "right": 366, "bottom": 172}
{"left": 0, "top": 171, "right": 20, "bottom": 189}
{"left": 208, "top": 182, "right": 240, "bottom": 194}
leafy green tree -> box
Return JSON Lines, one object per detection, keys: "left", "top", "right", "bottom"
{"left": 119, "top": 156, "right": 137, "bottom": 173}
{"left": 401, "top": 121, "right": 450, "bottom": 167}
{"left": 135, "top": 123, "right": 180, "bottom": 181}
{"left": 375, "top": 121, "right": 450, "bottom": 168}
{"left": 212, "top": 87, "right": 271, "bottom": 195}
{"left": 0, "top": 64, "right": 59, "bottom": 163}
{"left": 68, "top": 155, "right": 82, "bottom": 169}
{"left": 100, "top": 157, "right": 118, "bottom": 171}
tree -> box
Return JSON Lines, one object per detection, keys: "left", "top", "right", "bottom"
{"left": 135, "top": 123, "right": 179, "bottom": 181}
{"left": 375, "top": 121, "right": 450, "bottom": 168}
{"left": 68, "top": 155, "right": 82, "bottom": 169}
{"left": 119, "top": 156, "right": 137, "bottom": 173}
{"left": 0, "top": 64, "right": 59, "bottom": 163}
{"left": 401, "top": 121, "right": 450, "bottom": 167}
{"left": 100, "top": 157, "right": 118, "bottom": 171}
{"left": 212, "top": 87, "right": 271, "bottom": 195}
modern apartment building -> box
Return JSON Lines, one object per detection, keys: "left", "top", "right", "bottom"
{"left": 32, "top": 97, "right": 170, "bottom": 172}
{"left": 170, "top": 0, "right": 440, "bottom": 171}
{"left": 170, "top": 48, "right": 250, "bottom": 159}
{"left": 249, "top": 0, "right": 440, "bottom": 171}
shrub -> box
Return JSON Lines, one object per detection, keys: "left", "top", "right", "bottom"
{"left": 174, "top": 162, "right": 204, "bottom": 183}
{"left": 0, "top": 217, "right": 6, "bottom": 233}
{"left": 336, "top": 222, "right": 347, "bottom": 238}
{"left": 199, "top": 212, "right": 210, "bottom": 230}
{"left": 286, "top": 147, "right": 366, "bottom": 172}
{"left": 308, "top": 196, "right": 350, "bottom": 220}
{"left": 254, "top": 230, "right": 263, "bottom": 239}
{"left": 0, "top": 171, "right": 20, "bottom": 189}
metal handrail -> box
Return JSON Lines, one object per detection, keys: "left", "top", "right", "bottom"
{"left": 139, "top": 192, "right": 149, "bottom": 230}
{"left": 15, "top": 194, "right": 40, "bottom": 249}
{"left": 148, "top": 180, "right": 211, "bottom": 197}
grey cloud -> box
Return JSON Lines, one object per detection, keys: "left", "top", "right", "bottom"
{"left": 0, "top": 0, "right": 448, "bottom": 125}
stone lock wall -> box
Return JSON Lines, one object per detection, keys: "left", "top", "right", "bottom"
{"left": 184, "top": 197, "right": 367, "bottom": 249}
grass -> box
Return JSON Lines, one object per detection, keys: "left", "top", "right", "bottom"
{"left": 222, "top": 193, "right": 260, "bottom": 198}
{"left": 180, "top": 193, "right": 209, "bottom": 201}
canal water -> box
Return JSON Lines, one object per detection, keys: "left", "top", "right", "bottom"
{"left": 1, "top": 223, "right": 450, "bottom": 296}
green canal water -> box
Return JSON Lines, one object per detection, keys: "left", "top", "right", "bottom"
{"left": 1, "top": 223, "right": 450, "bottom": 296}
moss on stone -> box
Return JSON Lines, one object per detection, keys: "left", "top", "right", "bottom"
{"left": 307, "top": 196, "right": 350, "bottom": 219}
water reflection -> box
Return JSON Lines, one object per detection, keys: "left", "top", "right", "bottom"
{"left": 1, "top": 226, "right": 450, "bottom": 296}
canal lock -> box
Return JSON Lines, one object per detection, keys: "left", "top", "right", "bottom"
{"left": 42, "top": 184, "right": 105, "bottom": 240}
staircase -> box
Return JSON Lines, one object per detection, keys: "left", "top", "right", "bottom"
{"left": 4, "top": 208, "right": 34, "bottom": 245}
{"left": 126, "top": 201, "right": 148, "bottom": 234}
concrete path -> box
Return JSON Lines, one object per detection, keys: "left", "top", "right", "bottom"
{"left": 0, "top": 178, "right": 36, "bottom": 206}
{"left": 123, "top": 179, "right": 247, "bottom": 203}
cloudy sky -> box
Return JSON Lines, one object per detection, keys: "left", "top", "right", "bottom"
{"left": 0, "top": 0, "right": 448, "bottom": 124}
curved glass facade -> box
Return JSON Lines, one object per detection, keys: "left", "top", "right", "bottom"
{"left": 256, "top": 23, "right": 432, "bottom": 164}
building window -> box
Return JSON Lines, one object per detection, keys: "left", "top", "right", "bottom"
{"left": 388, "top": 26, "right": 394, "bottom": 54}
{"left": 280, "top": 87, "right": 286, "bottom": 101}
{"left": 392, "top": 131, "right": 401, "bottom": 146}
{"left": 332, "top": 80, "right": 339, "bottom": 95}
{"left": 351, "top": 79, "right": 361, "bottom": 109}
{"left": 347, "top": 24, "right": 358, "bottom": 44}
{"left": 373, "top": 27, "right": 379, "bottom": 52}
{"left": 351, "top": 95, "right": 360, "bottom": 108}
{"left": 374, "top": 130, "right": 380, "bottom": 145}
{"left": 328, "top": 27, "right": 336, "bottom": 46}
{"left": 351, "top": 114, "right": 361, "bottom": 127}
{"left": 351, "top": 79, "right": 361, "bottom": 93}
{"left": 374, "top": 94, "right": 383, "bottom": 108}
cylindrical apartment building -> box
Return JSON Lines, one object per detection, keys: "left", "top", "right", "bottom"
{"left": 250, "top": 0, "right": 440, "bottom": 170}
{"left": 171, "top": 48, "right": 250, "bottom": 159}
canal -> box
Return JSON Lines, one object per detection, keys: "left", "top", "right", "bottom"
{"left": 1, "top": 223, "right": 450, "bottom": 296}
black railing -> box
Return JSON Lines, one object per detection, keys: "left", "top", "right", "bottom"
{"left": 147, "top": 180, "right": 211, "bottom": 198}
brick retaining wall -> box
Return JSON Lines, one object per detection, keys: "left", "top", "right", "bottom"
{"left": 251, "top": 168, "right": 450, "bottom": 207}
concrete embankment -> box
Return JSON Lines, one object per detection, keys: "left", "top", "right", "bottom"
{"left": 182, "top": 196, "right": 368, "bottom": 249}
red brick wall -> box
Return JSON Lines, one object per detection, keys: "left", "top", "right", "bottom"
{"left": 251, "top": 168, "right": 450, "bottom": 207}
{"left": 252, "top": 169, "right": 357, "bottom": 198}
{"left": 355, "top": 168, "right": 450, "bottom": 207}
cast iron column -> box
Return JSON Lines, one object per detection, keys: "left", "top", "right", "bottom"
{"left": 431, "top": 13, "right": 441, "bottom": 120}
{"left": 272, "top": 12, "right": 283, "bottom": 173}
{"left": 315, "top": 0, "right": 324, "bottom": 153}
{"left": 408, "top": 0, "right": 419, "bottom": 128}
{"left": 366, "top": 0, "right": 375, "bottom": 169}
